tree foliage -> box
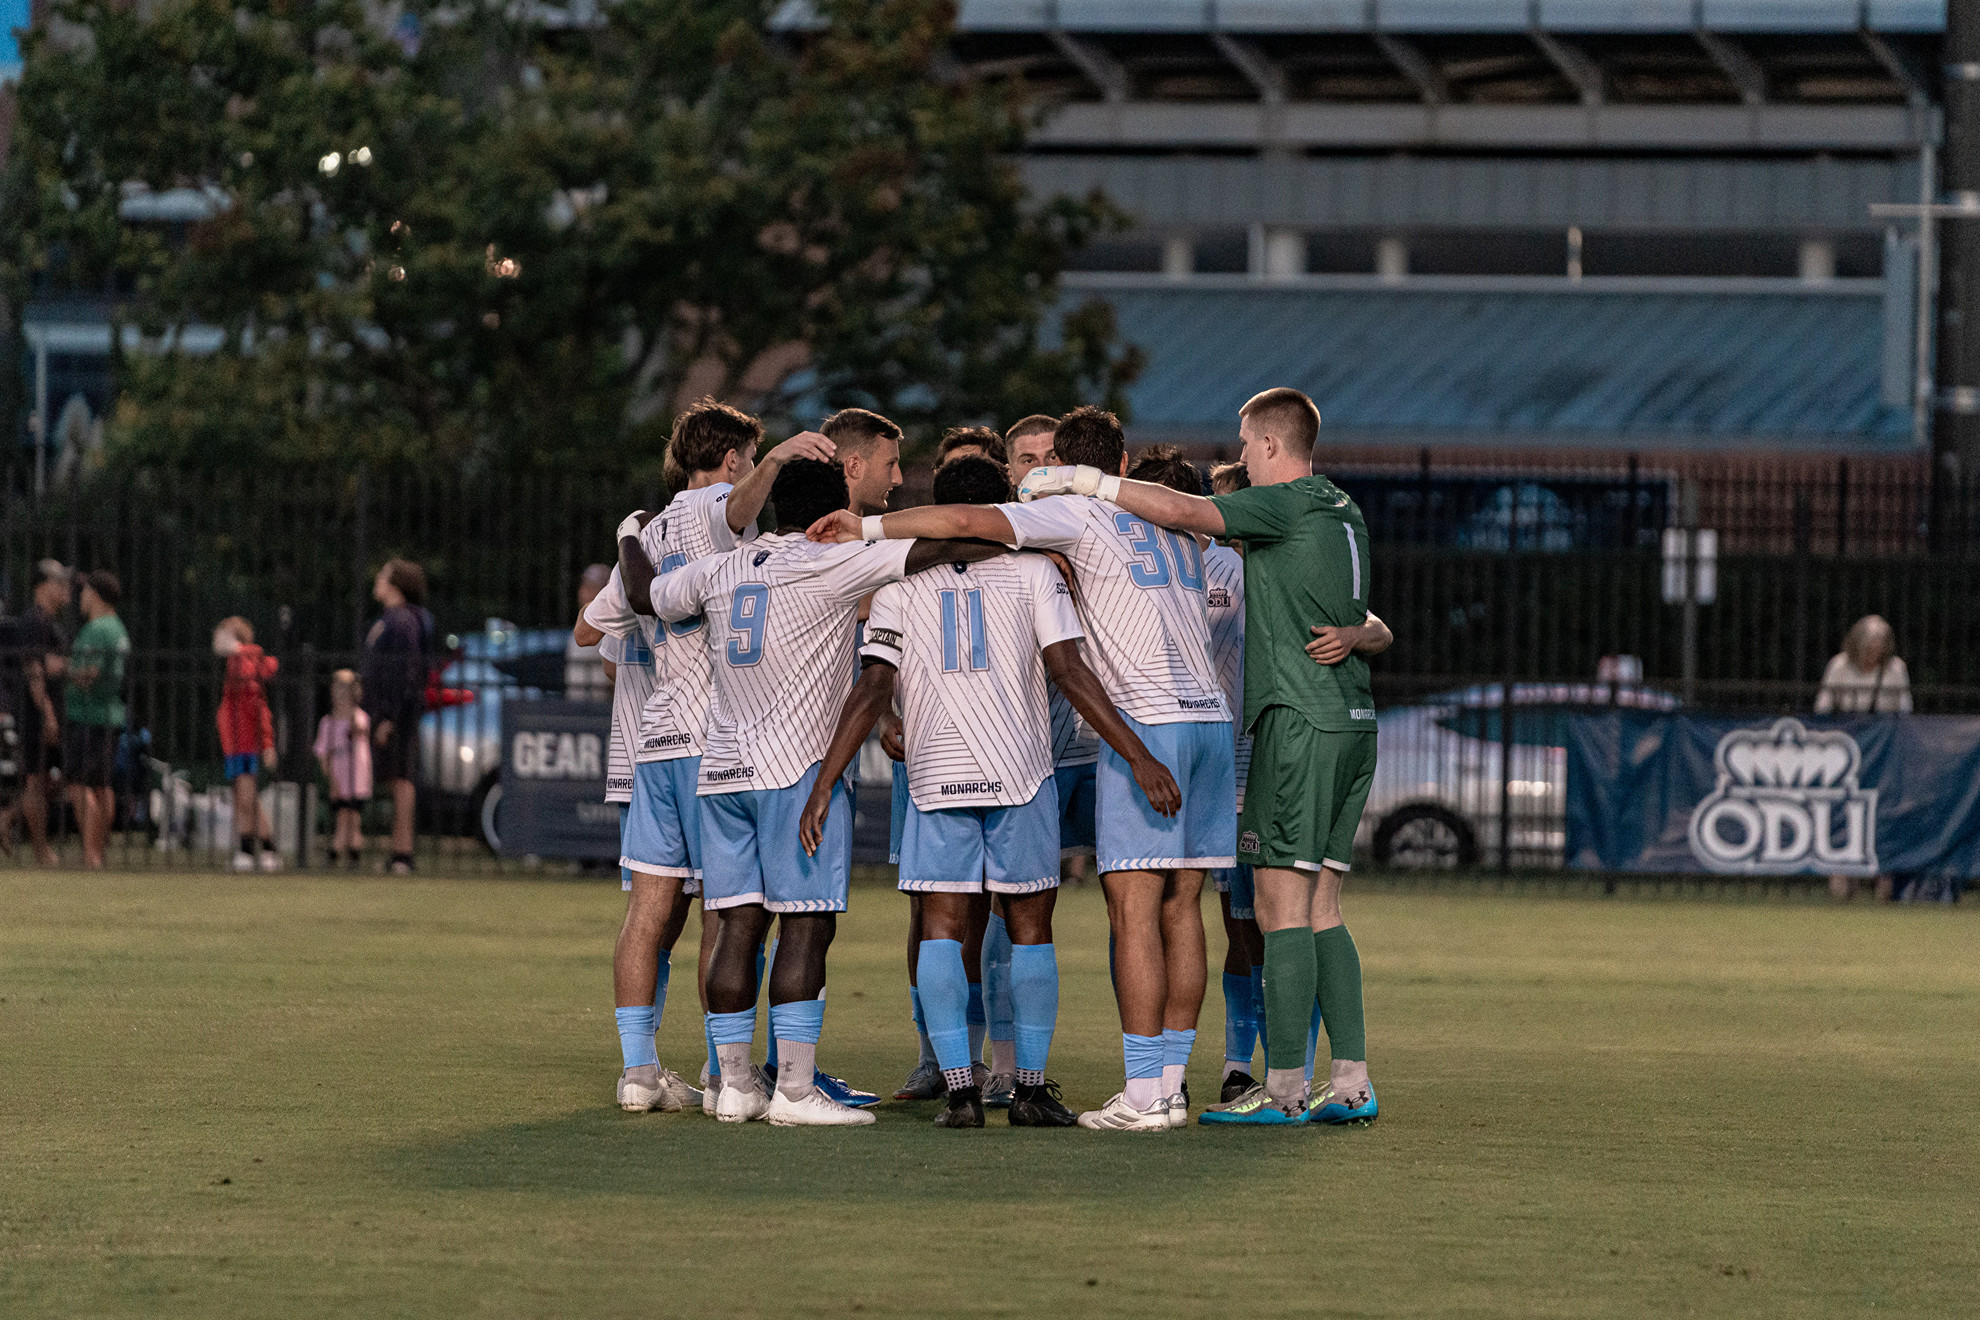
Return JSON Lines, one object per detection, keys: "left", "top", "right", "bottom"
{"left": 3, "top": 0, "right": 1141, "bottom": 473}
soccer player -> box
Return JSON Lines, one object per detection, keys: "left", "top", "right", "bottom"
{"left": 1005, "top": 414, "right": 1060, "bottom": 481}
{"left": 622, "top": 457, "right": 1004, "bottom": 1126}
{"left": 580, "top": 400, "right": 834, "bottom": 1114}
{"left": 1021, "top": 387, "right": 1394, "bottom": 1125}
{"left": 1127, "top": 449, "right": 1266, "bottom": 1102}
{"left": 809, "top": 406, "right": 1235, "bottom": 1132}
{"left": 934, "top": 425, "right": 1009, "bottom": 471}
{"left": 802, "top": 456, "right": 1181, "bottom": 1128}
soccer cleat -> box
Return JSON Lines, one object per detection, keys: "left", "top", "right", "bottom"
{"left": 1075, "top": 1092, "right": 1172, "bottom": 1132}
{"left": 1166, "top": 1083, "right": 1190, "bottom": 1129}
{"left": 256, "top": 849, "right": 282, "bottom": 872}
{"left": 1198, "top": 1081, "right": 1307, "bottom": 1125}
{"left": 765, "top": 1087, "right": 877, "bottom": 1127}
{"left": 982, "top": 1072, "right": 1016, "bottom": 1109}
{"left": 933, "top": 1085, "right": 986, "bottom": 1129}
{"left": 713, "top": 1081, "right": 770, "bottom": 1124}
{"left": 1309, "top": 1080, "right": 1378, "bottom": 1125}
{"left": 814, "top": 1070, "right": 880, "bottom": 1109}
{"left": 617, "top": 1067, "right": 662, "bottom": 1112}
{"left": 1220, "top": 1070, "right": 1258, "bottom": 1104}
{"left": 702, "top": 1083, "right": 718, "bottom": 1117}
{"left": 1007, "top": 1079, "right": 1078, "bottom": 1128}
{"left": 894, "top": 1060, "right": 944, "bottom": 1100}
{"left": 230, "top": 851, "right": 256, "bottom": 873}
{"left": 651, "top": 1066, "right": 701, "bottom": 1113}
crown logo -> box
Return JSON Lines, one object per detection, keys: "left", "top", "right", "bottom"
{"left": 1689, "top": 718, "right": 1877, "bottom": 876}
{"left": 1719, "top": 720, "right": 1857, "bottom": 789}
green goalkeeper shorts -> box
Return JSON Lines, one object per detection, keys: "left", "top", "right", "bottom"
{"left": 1236, "top": 707, "right": 1376, "bottom": 873}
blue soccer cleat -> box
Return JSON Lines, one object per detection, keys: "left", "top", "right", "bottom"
{"left": 1197, "top": 1082, "right": 1307, "bottom": 1125}
{"left": 1308, "top": 1080, "right": 1378, "bottom": 1124}
{"left": 814, "top": 1070, "right": 881, "bottom": 1108}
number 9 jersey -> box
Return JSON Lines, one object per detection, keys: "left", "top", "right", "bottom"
{"left": 649, "top": 533, "right": 917, "bottom": 795}
{"left": 998, "top": 494, "right": 1228, "bottom": 727}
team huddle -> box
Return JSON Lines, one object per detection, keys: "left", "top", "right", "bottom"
{"left": 573, "top": 390, "right": 1393, "bottom": 1129}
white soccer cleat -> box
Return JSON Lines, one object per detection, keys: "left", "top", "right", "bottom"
{"left": 652, "top": 1066, "right": 701, "bottom": 1113}
{"left": 256, "top": 849, "right": 282, "bottom": 872}
{"left": 713, "top": 1082, "right": 770, "bottom": 1123}
{"left": 1166, "top": 1091, "right": 1188, "bottom": 1128}
{"left": 765, "top": 1087, "right": 877, "bottom": 1127}
{"left": 700, "top": 1066, "right": 718, "bottom": 1116}
{"left": 230, "top": 851, "right": 256, "bottom": 873}
{"left": 617, "top": 1068, "right": 663, "bottom": 1112}
{"left": 1076, "top": 1092, "right": 1172, "bottom": 1132}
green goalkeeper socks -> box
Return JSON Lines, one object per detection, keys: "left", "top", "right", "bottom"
{"left": 1261, "top": 927, "right": 1318, "bottom": 1072}
{"left": 1314, "top": 925, "right": 1366, "bottom": 1062}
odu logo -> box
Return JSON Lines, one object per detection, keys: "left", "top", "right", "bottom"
{"left": 1687, "top": 719, "right": 1877, "bottom": 876}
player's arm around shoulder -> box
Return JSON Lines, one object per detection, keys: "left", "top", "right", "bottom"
{"left": 800, "top": 657, "right": 897, "bottom": 856}
{"left": 1020, "top": 465, "right": 1227, "bottom": 539}
{"left": 807, "top": 503, "right": 1019, "bottom": 547}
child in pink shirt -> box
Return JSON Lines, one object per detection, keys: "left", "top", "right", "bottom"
{"left": 314, "top": 670, "right": 373, "bottom": 868}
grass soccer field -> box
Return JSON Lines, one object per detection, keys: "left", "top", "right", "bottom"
{"left": 3, "top": 869, "right": 1975, "bottom": 1318}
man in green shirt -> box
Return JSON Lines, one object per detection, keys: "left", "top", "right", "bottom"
{"left": 1016, "top": 387, "right": 1391, "bottom": 1125}
{"left": 65, "top": 570, "right": 131, "bottom": 869}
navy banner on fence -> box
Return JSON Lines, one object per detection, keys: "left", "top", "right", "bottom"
{"left": 497, "top": 698, "right": 621, "bottom": 860}
{"left": 1566, "top": 711, "right": 1980, "bottom": 877}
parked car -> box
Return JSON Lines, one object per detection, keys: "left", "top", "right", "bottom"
{"left": 1363, "top": 680, "right": 1680, "bottom": 868}
{"left": 419, "top": 622, "right": 574, "bottom": 850}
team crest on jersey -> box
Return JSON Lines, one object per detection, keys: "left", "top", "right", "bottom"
{"left": 1687, "top": 718, "right": 1878, "bottom": 876}
{"left": 1239, "top": 830, "right": 1260, "bottom": 854}
{"left": 1207, "top": 587, "right": 1232, "bottom": 608}
{"left": 753, "top": 550, "right": 770, "bottom": 566}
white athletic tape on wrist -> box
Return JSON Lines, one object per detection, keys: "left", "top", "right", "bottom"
{"left": 1095, "top": 473, "right": 1121, "bottom": 502}
{"left": 862, "top": 514, "right": 886, "bottom": 541}
{"left": 616, "top": 511, "right": 646, "bottom": 541}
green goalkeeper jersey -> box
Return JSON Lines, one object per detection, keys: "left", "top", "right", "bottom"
{"left": 1209, "top": 474, "right": 1375, "bottom": 735}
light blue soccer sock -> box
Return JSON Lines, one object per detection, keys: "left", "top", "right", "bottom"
{"left": 760, "top": 940, "right": 777, "bottom": 1072}
{"left": 1009, "top": 942, "right": 1058, "bottom": 1086}
{"left": 966, "top": 981, "right": 987, "bottom": 1066}
{"left": 983, "top": 913, "right": 1016, "bottom": 1073}
{"left": 704, "top": 1017, "right": 719, "bottom": 1085}
{"left": 1160, "top": 1027, "right": 1197, "bottom": 1098}
{"left": 1305, "top": 996, "right": 1325, "bottom": 1085}
{"left": 1123, "top": 1032, "right": 1165, "bottom": 1110}
{"left": 705, "top": 1008, "right": 756, "bottom": 1092}
{"left": 1223, "top": 971, "right": 1258, "bottom": 1068}
{"left": 916, "top": 939, "right": 976, "bottom": 1092}
{"left": 615, "top": 1006, "right": 658, "bottom": 1071}
{"left": 768, "top": 998, "right": 826, "bottom": 1100}
{"left": 652, "top": 953, "right": 671, "bottom": 1031}
{"left": 911, "top": 985, "right": 936, "bottom": 1067}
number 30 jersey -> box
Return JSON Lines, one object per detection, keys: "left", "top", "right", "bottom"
{"left": 999, "top": 495, "right": 1228, "bottom": 727}
{"left": 650, "top": 533, "right": 916, "bottom": 795}
{"left": 861, "top": 555, "right": 1083, "bottom": 812}
{"left": 631, "top": 482, "right": 754, "bottom": 765}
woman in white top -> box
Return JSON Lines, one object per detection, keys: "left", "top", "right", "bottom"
{"left": 1814, "top": 614, "right": 1912, "bottom": 715}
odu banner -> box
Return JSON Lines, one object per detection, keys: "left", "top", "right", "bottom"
{"left": 1565, "top": 712, "right": 1980, "bottom": 877}
{"left": 497, "top": 698, "right": 622, "bottom": 861}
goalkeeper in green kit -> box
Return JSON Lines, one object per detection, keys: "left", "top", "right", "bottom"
{"left": 1016, "top": 387, "right": 1391, "bottom": 1125}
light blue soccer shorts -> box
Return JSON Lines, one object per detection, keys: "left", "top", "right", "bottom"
{"left": 1210, "top": 863, "right": 1256, "bottom": 920}
{"left": 1096, "top": 713, "right": 1237, "bottom": 874}
{"left": 887, "top": 759, "right": 909, "bottom": 865}
{"left": 1054, "top": 760, "right": 1097, "bottom": 859}
{"left": 620, "top": 756, "right": 703, "bottom": 892}
{"left": 898, "top": 775, "right": 1061, "bottom": 895}
{"left": 700, "top": 761, "right": 855, "bottom": 914}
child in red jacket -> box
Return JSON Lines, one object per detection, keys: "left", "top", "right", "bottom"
{"left": 215, "top": 616, "right": 280, "bottom": 872}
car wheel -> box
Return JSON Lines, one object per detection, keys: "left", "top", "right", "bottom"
{"left": 470, "top": 771, "right": 502, "bottom": 854}
{"left": 1373, "top": 804, "right": 1478, "bottom": 870}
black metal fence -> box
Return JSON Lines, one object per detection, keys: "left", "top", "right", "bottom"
{"left": 0, "top": 461, "right": 1973, "bottom": 873}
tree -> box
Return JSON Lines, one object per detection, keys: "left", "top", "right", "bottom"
{"left": 3, "top": 0, "right": 1140, "bottom": 474}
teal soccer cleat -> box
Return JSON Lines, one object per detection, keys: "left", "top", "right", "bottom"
{"left": 1197, "top": 1082, "right": 1307, "bottom": 1125}
{"left": 1308, "top": 1081, "right": 1377, "bottom": 1125}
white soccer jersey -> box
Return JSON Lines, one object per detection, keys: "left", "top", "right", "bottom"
{"left": 1048, "top": 678, "right": 1100, "bottom": 768}
{"left": 1203, "top": 543, "right": 1252, "bottom": 801}
{"left": 632, "top": 483, "right": 754, "bottom": 764}
{"left": 651, "top": 533, "right": 916, "bottom": 794}
{"left": 999, "top": 495, "right": 1228, "bottom": 726}
{"left": 861, "top": 555, "right": 1083, "bottom": 811}
{"left": 580, "top": 567, "right": 654, "bottom": 804}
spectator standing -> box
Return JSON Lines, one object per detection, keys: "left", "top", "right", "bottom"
{"left": 361, "top": 558, "right": 433, "bottom": 876}
{"left": 314, "top": 669, "right": 372, "bottom": 869}
{"left": 0, "top": 560, "right": 72, "bottom": 865}
{"left": 1814, "top": 614, "right": 1913, "bottom": 715}
{"left": 1815, "top": 614, "right": 1912, "bottom": 901}
{"left": 64, "top": 571, "right": 129, "bottom": 869}
{"left": 564, "top": 564, "right": 613, "bottom": 700}
{"left": 214, "top": 616, "right": 281, "bottom": 872}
